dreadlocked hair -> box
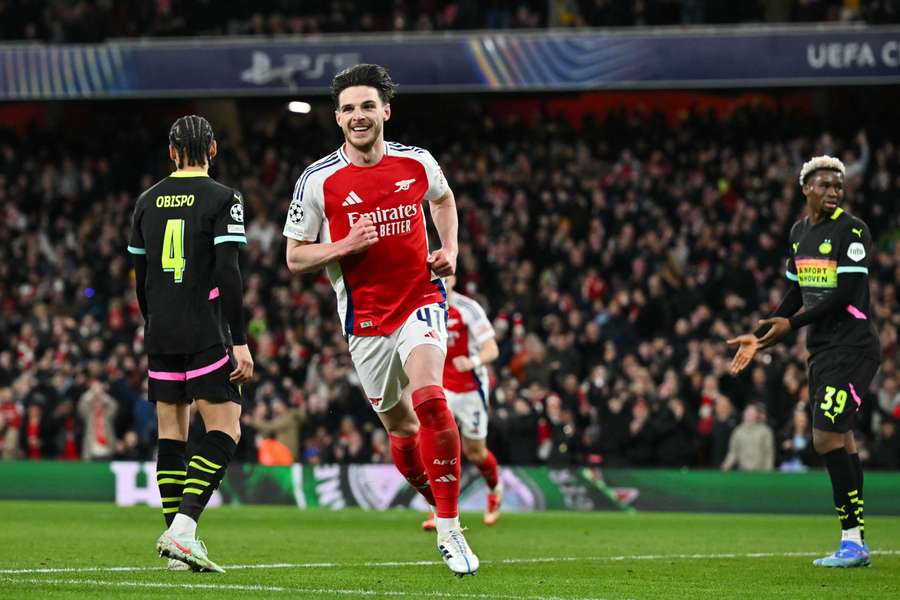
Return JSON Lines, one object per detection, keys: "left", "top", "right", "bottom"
{"left": 169, "top": 115, "right": 215, "bottom": 169}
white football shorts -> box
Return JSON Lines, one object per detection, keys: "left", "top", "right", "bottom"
{"left": 446, "top": 384, "right": 490, "bottom": 440}
{"left": 348, "top": 303, "right": 447, "bottom": 413}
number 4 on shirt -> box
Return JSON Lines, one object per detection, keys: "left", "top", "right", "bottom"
{"left": 162, "top": 218, "right": 186, "bottom": 283}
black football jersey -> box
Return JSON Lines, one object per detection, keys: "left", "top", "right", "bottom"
{"left": 128, "top": 172, "right": 247, "bottom": 354}
{"left": 785, "top": 208, "right": 880, "bottom": 360}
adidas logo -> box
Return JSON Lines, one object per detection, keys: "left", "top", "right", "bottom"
{"left": 424, "top": 330, "right": 439, "bottom": 340}
{"left": 342, "top": 191, "right": 364, "bottom": 207}
{"left": 435, "top": 474, "right": 457, "bottom": 483}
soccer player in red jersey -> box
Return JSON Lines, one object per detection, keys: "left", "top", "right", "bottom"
{"left": 283, "top": 64, "right": 478, "bottom": 576}
{"left": 422, "top": 275, "right": 502, "bottom": 530}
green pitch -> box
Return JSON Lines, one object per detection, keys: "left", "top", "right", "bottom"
{"left": 0, "top": 501, "right": 898, "bottom": 599}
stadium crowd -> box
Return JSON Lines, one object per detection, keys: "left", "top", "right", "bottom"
{"left": 1, "top": 0, "right": 898, "bottom": 42}
{"left": 0, "top": 98, "right": 898, "bottom": 472}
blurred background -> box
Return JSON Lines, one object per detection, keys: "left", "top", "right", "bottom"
{"left": 0, "top": 2, "right": 898, "bottom": 501}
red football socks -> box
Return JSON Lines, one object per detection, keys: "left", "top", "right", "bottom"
{"left": 476, "top": 449, "right": 500, "bottom": 490}
{"left": 389, "top": 432, "right": 436, "bottom": 507}
{"left": 412, "top": 385, "right": 461, "bottom": 518}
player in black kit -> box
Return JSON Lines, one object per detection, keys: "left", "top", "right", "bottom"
{"left": 128, "top": 115, "right": 253, "bottom": 573}
{"left": 728, "top": 155, "right": 880, "bottom": 568}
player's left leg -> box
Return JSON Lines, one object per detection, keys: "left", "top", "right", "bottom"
{"left": 812, "top": 428, "right": 868, "bottom": 567}
{"left": 406, "top": 346, "right": 461, "bottom": 527}
{"left": 810, "top": 355, "right": 879, "bottom": 568}
{"left": 845, "top": 431, "right": 865, "bottom": 544}
{"left": 405, "top": 344, "right": 478, "bottom": 576}
{"left": 157, "top": 347, "right": 242, "bottom": 573}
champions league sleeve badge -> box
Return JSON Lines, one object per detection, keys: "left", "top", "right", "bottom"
{"left": 230, "top": 203, "right": 244, "bottom": 223}
{"left": 288, "top": 200, "right": 304, "bottom": 224}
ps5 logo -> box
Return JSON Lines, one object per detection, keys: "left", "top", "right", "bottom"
{"left": 241, "top": 51, "right": 361, "bottom": 86}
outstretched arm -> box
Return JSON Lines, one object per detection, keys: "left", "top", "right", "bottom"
{"left": 728, "top": 282, "right": 802, "bottom": 374}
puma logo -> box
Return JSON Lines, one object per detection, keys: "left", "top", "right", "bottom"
{"left": 851, "top": 227, "right": 863, "bottom": 238}
{"left": 824, "top": 411, "right": 837, "bottom": 424}
{"left": 792, "top": 242, "right": 799, "bottom": 253}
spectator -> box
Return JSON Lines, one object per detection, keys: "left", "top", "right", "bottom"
{"left": 540, "top": 393, "right": 578, "bottom": 466}
{"left": 20, "top": 399, "right": 51, "bottom": 459}
{"left": 113, "top": 430, "right": 144, "bottom": 460}
{"left": 721, "top": 403, "right": 776, "bottom": 472}
{"left": 498, "top": 395, "right": 539, "bottom": 465}
{"left": 626, "top": 398, "right": 656, "bottom": 466}
{"left": 77, "top": 381, "right": 118, "bottom": 460}
{"left": 333, "top": 416, "right": 370, "bottom": 464}
{"left": 869, "top": 419, "right": 900, "bottom": 470}
{"left": 711, "top": 396, "right": 739, "bottom": 467}
{"left": 0, "top": 387, "right": 22, "bottom": 459}
{"left": 655, "top": 398, "right": 696, "bottom": 467}
{"left": 778, "top": 405, "right": 817, "bottom": 471}
{"left": 252, "top": 397, "right": 306, "bottom": 462}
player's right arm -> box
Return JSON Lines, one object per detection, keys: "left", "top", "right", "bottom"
{"left": 285, "top": 217, "right": 378, "bottom": 274}
{"left": 127, "top": 198, "right": 149, "bottom": 320}
{"left": 728, "top": 225, "right": 803, "bottom": 374}
{"left": 728, "top": 286, "right": 801, "bottom": 373}
{"left": 283, "top": 164, "right": 377, "bottom": 273}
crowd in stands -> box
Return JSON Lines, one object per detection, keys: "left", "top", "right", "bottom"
{"left": 0, "top": 96, "right": 898, "bottom": 472}
{"left": 1, "top": 0, "right": 898, "bottom": 42}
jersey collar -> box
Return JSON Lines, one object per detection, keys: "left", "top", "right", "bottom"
{"left": 170, "top": 171, "right": 209, "bottom": 178}
{"left": 338, "top": 142, "right": 389, "bottom": 164}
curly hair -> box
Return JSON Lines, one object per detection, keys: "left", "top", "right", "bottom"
{"left": 799, "top": 155, "right": 845, "bottom": 186}
{"left": 331, "top": 64, "right": 397, "bottom": 108}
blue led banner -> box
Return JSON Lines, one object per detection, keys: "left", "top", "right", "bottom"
{"left": 2, "top": 27, "right": 900, "bottom": 99}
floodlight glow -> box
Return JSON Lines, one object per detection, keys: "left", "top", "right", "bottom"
{"left": 288, "top": 101, "right": 311, "bottom": 114}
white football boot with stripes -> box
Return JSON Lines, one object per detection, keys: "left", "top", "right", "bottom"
{"left": 437, "top": 528, "right": 479, "bottom": 577}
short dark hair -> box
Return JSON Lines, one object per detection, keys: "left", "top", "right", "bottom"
{"left": 331, "top": 64, "right": 397, "bottom": 108}
{"left": 168, "top": 115, "right": 215, "bottom": 169}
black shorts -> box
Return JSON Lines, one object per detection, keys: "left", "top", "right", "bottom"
{"left": 807, "top": 351, "right": 880, "bottom": 433}
{"left": 148, "top": 344, "right": 241, "bottom": 405}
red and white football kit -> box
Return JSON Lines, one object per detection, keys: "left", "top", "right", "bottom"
{"left": 443, "top": 293, "right": 495, "bottom": 439}
{"left": 284, "top": 140, "right": 466, "bottom": 524}
{"left": 283, "top": 141, "right": 449, "bottom": 412}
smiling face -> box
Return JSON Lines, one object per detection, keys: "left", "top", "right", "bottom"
{"left": 802, "top": 169, "right": 844, "bottom": 222}
{"left": 335, "top": 85, "right": 390, "bottom": 153}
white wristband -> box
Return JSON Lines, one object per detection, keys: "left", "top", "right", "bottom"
{"left": 470, "top": 356, "right": 483, "bottom": 369}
